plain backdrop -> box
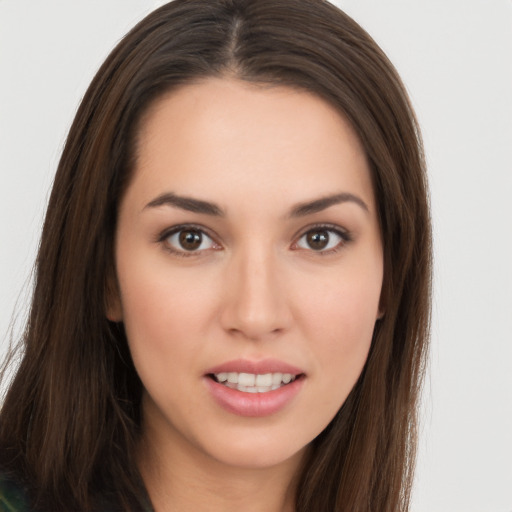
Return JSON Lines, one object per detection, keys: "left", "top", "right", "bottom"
{"left": 1, "top": 1, "right": 511, "bottom": 511}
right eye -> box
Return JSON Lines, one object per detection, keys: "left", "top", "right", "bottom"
{"left": 161, "top": 226, "right": 220, "bottom": 255}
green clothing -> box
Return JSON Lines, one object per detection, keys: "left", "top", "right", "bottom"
{"left": 0, "top": 473, "right": 29, "bottom": 512}
{"left": 0, "top": 472, "right": 153, "bottom": 512}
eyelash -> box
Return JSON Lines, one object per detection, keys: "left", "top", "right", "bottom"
{"left": 292, "top": 223, "right": 352, "bottom": 256}
{"left": 156, "top": 224, "right": 220, "bottom": 258}
{"left": 156, "top": 223, "right": 352, "bottom": 257}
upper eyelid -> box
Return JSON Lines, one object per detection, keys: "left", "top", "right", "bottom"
{"left": 292, "top": 222, "right": 351, "bottom": 241}
{"left": 157, "top": 224, "right": 221, "bottom": 258}
{"left": 157, "top": 223, "right": 218, "bottom": 242}
{"left": 291, "top": 224, "right": 352, "bottom": 255}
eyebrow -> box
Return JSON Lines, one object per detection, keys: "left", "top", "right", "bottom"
{"left": 289, "top": 192, "right": 369, "bottom": 217}
{"left": 143, "top": 191, "right": 369, "bottom": 217}
{"left": 144, "top": 192, "right": 224, "bottom": 216}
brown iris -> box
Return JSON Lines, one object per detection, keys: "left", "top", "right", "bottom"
{"left": 179, "top": 229, "right": 203, "bottom": 251}
{"left": 306, "top": 230, "right": 330, "bottom": 250}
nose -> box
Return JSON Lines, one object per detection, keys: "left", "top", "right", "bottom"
{"left": 219, "top": 247, "right": 292, "bottom": 341}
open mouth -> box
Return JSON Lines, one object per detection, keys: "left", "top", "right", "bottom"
{"left": 208, "top": 372, "right": 303, "bottom": 393}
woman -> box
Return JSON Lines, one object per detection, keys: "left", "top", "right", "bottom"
{"left": 0, "top": 0, "right": 431, "bottom": 511}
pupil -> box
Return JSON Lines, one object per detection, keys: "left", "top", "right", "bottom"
{"left": 179, "top": 230, "right": 202, "bottom": 250}
{"left": 307, "top": 230, "right": 329, "bottom": 250}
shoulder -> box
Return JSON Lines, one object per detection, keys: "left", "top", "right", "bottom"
{"left": 0, "top": 471, "right": 31, "bottom": 512}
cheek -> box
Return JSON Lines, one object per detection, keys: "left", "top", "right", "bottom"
{"left": 117, "top": 268, "right": 221, "bottom": 419}
{"left": 115, "top": 253, "right": 216, "bottom": 371}
{"left": 297, "top": 266, "right": 382, "bottom": 385}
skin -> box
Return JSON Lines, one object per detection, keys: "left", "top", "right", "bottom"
{"left": 108, "top": 78, "right": 384, "bottom": 512}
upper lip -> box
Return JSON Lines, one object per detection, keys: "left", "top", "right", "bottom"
{"left": 205, "top": 358, "right": 304, "bottom": 376}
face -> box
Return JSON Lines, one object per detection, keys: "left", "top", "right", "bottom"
{"left": 110, "top": 78, "right": 383, "bottom": 471}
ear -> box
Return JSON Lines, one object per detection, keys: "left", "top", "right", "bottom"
{"left": 106, "top": 298, "right": 123, "bottom": 323}
{"left": 105, "top": 273, "right": 123, "bottom": 322}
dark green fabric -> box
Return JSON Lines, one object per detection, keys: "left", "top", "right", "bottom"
{"left": 0, "top": 473, "right": 154, "bottom": 512}
{"left": 0, "top": 473, "right": 30, "bottom": 512}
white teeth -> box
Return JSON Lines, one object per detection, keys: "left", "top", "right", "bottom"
{"left": 238, "top": 372, "right": 255, "bottom": 386}
{"left": 272, "top": 373, "right": 283, "bottom": 386}
{"left": 255, "top": 373, "right": 272, "bottom": 387}
{"left": 238, "top": 385, "right": 257, "bottom": 393}
{"left": 213, "top": 371, "right": 298, "bottom": 393}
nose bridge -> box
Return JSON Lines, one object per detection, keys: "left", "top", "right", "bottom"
{"left": 221, "top": 240, "right": 289, "bottom": 340}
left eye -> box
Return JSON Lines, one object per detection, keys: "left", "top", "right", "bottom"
{"left": 165, "top": 228, "right": 217, "bottom": 253}
{"left": 295, "top": 228, "right": 346, "bottom": 252}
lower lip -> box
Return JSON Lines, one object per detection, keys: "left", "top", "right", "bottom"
{"left": 204, "top": 376, "right": 304, "bottom": 417}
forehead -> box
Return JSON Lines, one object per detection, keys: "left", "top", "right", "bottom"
{"left": 129, "top": 78, "right": 374, "bottom": 212}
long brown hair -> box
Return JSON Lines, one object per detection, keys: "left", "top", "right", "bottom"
{"left": 0, "top": 1, "right": 432, "bottom": 510}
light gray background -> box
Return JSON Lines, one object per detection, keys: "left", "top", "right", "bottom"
{"left": 1, "top": 1, "right": 511, "bottom": 511}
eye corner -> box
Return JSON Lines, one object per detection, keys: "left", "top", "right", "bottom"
{"left": 292, "top": 224, "right": 352, "bottom": 254}
{"left": 157, "top": 224, "right": 222, "bottom": 257}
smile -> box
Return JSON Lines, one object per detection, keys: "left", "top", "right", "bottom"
{"left": 211, "top": 372, "right": 297, "bottom": 393}
{"left": 204, "top": 360, "right": 305, "bottom": 417}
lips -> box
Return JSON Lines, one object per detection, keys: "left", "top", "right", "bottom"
{"left": 204, "top": 358, "right": 305, "bottom": 416}
{"left": 206, "top": 358, "right": 304, "bottom": 375}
